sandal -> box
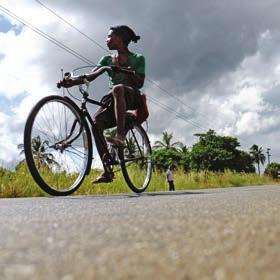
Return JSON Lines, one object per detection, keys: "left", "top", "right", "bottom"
{"left": 91, "top": 172, "right": 114, "bottom": 184}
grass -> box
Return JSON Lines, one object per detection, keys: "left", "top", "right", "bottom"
{"left": 0, "top": 164, "right": 278, "bottom": 198}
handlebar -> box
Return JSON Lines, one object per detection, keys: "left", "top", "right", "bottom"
{"left": 57, "top": 71, "right": 78, "bottom": 89}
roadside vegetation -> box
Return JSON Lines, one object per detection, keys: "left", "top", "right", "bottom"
{"left": 0, "top": 129, "right": 279, "bottom": 198}
{"left": 0, "top": 163, "right": 278, "bottom": 198}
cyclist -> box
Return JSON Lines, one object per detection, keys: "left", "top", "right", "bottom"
{"left": 58, "top": 25, "right": 145, "bottom": 183}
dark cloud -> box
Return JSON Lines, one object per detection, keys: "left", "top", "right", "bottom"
{"left": 46, "top": 0, "right": 279, "bottom": 96}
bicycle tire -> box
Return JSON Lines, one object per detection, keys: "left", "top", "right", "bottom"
{"left": 24, "top": 95, "right": 92, "bottom": 196}
{"left": 119, "top": 121, "right": 152, "bottom": 193}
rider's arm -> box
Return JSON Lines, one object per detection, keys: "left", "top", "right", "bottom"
{"left": 85, "top": 66, "right": 108, "bottom": 82}
{"left": 57, "top": 66, "right": 110, "bottom": 88}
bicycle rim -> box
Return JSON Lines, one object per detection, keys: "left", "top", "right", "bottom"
{"left": 24, "top": 96, "right": 91, "bottom": 196}
{"left": 120, "top": 124, "right": 152, "bottom": 193}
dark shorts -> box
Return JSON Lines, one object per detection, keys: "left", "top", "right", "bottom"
{"left": 93, "top": 85, "right": 142, "bottom": 129}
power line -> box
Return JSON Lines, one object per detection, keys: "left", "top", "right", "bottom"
{"left": 35, "top": 0, "right": 110, "bottom": 54}
{"left": 34, "top": 0, "right": 202, "bottom": 116}
{"left": 37, "top": 0, "right": 197, "bottom": 114}
{"left": 2, "top": 3, "right": 266, "bottom": 150}
{"left": 146, "top": 78, "right": 196, "bottom": 113}
{"left": 0, "top": 4, "right": 207, "bottom": 131}
{"left": 147, "top": 96, "right": 205, "bottom": 130}
{"left": 0, "top": 5, "right": 96, "bottom": 66}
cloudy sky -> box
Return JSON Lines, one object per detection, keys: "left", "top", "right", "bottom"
{"left": 1, "top": 0, "right": 280, "bottom": 169}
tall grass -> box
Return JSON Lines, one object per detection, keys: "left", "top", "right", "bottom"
{"left": 0, "top": 164, "right": 278, "bottom": 198}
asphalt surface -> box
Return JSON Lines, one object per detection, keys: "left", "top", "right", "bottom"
{"left": 0, "top": 185, "right": 279, "bottom": 280}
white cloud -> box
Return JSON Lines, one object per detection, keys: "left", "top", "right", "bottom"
{"left": 0, "top": 30, "right": 47, "bottom": 98}
{"left": 0, "top": 111, "right": 22, "bottom": 166}
{"left": 0, "top": 111, "right": 7, "bottom": 123}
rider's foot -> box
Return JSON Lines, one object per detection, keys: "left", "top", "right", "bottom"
{"left": 106, "top": 135, "right": 125, "bottom": 146}
{"left": 91, "top": 171, "right": 114, "bottom": 184}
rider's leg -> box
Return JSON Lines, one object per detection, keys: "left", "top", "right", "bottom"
{"left": 112, "top": 84, "right": 126, "bottom": 142}
{"left": 108, "top": 85, "right": 142, "bottom": 146}
{"left": 92, "top": 121, "right": 111, "bottom": 172}
{"left": 92, "top": 103, "right": 116, "bottom": 182}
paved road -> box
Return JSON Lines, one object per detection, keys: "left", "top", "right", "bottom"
{"left": 0, "top": 185, "right": 279, "bottom": 280}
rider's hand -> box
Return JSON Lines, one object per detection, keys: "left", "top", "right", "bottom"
{"left": 57, "top": 78, "right": 74, "bottom": 89}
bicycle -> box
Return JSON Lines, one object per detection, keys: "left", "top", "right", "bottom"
{"left": 23, "top": 67, "right": 152, "bottom": 196}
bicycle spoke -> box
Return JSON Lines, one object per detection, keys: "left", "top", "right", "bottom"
{"left": 65, "top": 148, "right": 88, "bottom": 160}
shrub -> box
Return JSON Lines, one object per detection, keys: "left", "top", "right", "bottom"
{"left": 264, "top": 162, "right": 280, "bottom": 179}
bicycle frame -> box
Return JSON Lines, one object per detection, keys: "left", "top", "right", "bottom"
{"left": 57, "top": 77, "right": 149, "bottom": 176}
{"left": 59, "top": 89, "right": 121, "bottom": 176}
{"left": 60, "top": 92, "right": 104, "bottom": 146}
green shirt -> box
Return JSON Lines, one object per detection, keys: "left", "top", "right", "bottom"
{"left": 97, "top": 52, "right": 145, "bottom": 88}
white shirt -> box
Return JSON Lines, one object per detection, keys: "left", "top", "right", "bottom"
{"left": 166, "top": 169, "right": 174, "bottom": 181}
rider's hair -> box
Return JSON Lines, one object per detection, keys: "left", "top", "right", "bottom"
{"left": 110, "top": 25, "right": 140, "bottom": 46}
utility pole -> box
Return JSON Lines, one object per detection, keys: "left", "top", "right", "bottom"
{"left": 266, "top": 148, "right": 271, "bottom": 165}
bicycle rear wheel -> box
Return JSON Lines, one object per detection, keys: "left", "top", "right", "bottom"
{"left": 24, "top": 95, "right": 92, "bottom": 196}
{"left": 120, "top": 122, "right": 152, "bottom": 193}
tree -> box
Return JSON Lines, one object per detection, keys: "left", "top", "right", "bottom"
{"left": 190, "top": 130, "right": 255, "bottom": 172}
{"left": 177, "top": 142, "right": 188, "bottom": 153}
{"left": 152, "top": 131, "right": 190, "bottom": 171}
{"left": 152, "top": 149, "right": 184, "bottom": 171}
{"left": 17, "top": 136, "right": 59, "bottom": 168}
{"left": 264, "top": 162, "right": 280, "bottom": 179}
{"left": 153, "top": 131, "right": 182, "bottom": 150}
{"left": 249, "top": 144, "right": 266, "bottom": 175}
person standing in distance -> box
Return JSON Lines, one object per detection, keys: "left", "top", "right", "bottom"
{"left": 166, "top": 164, "right": 175, "bottom": 191}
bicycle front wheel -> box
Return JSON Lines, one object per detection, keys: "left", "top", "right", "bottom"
{"left": 120, "top": 122, "right": 152, "bottom": 193}
{"left": 24, "top": 95, "right": 92, "bottom": 196}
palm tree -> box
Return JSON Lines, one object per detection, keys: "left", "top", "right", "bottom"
{"left": 153, "top": 131, "right": 182, "bottom": 150}
{"left": 177, "top": 142, "right": 188, "bottom": 153}
{"left": 249, "top": 144, "right": 266, "bottom": 175}
{"left": 18, "top": 136, "right": 59, "bottom": 168}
